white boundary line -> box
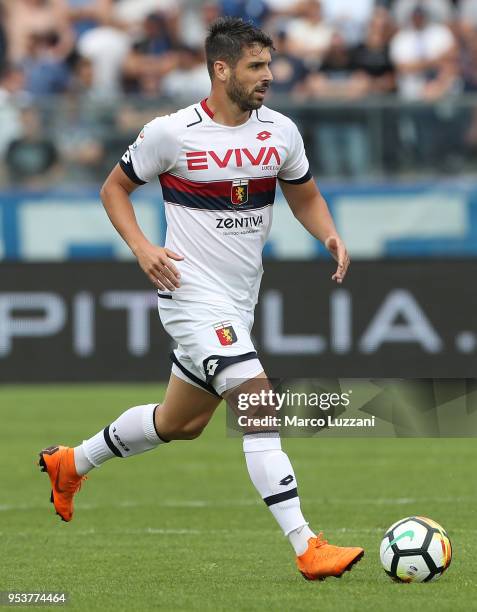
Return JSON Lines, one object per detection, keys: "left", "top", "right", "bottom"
{"left": 0, "top": 527, "right": 474, "bottom": 538}
{"left": 0, "top": 496, "right": 475, "bottom": 513}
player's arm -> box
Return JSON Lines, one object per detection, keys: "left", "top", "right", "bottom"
{"left": 100, "top": 164, "right": 183, "bottom": 291}
{"left": 279, "top": 178, "right": 350, "bottom": 284}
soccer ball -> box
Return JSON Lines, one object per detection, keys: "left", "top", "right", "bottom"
{"left": 380, "top": 516, "right": 452, "bottom": 582}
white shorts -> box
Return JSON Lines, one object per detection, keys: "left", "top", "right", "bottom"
{"left": 157, "top": 295, "right": 264, "bottom": 396}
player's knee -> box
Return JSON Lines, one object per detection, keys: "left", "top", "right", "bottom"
{"left": 179, "top": 423, "right": 206, "bottom": 440}
{"left": 165, "top": 424, "right": 204, "bottom": 440}
{"left": 158, "top": 418, "right": 207, "bottom": 441}
{"left": 180, "top": 413, "right": 211, "bottom": 439}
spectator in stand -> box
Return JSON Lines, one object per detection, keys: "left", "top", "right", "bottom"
{"left": 161, "top": 46, "right": 210, "bottom": 100}
{"left": 286, "top": 0, "right": 334, "bottom": 66}
{"left": 306, "top": 32, "right": 362, "bottom": 99}
{"left": 67, "top": 55, "right": 94, "bottom": 95}
{"left": 122, "top": 12, "right": 178, "bottom": 94}
{"left": 268, "top": 29, "right": 308, "bottom": 97}
{"left": 132, "top": 12, "right": 174, "bottom": 55}
{"left": 0, "top": 65, "right": 28, "bottom": 160}
{"left": 22, "top": 31, "right": 71, "bottom": 95}
{"left": 218, "top": 0, "right": 269, "bottom": 27}
{"left": 392, "top": 0, "right": 454, "bottom": 26}
{"left": 263, "top": 0, "right": 300, "bottom": 16}
{"left": 456, "top": 0, "right": 477, "bottom": 68}
{"left": 59, "top": 123, "right": 106, "bottom": 182}
{"left": 57, "top": 77, "right": 107, "bottom": 183}
{"left": 390, "top": 6, "right": 460, "bottom": 168}
{"left": 261, "top": 0, "right": 301, "bottom": 34}
{"left": 351, "top": 7, "right": 395, "bottom": 95}
{"left": 67, "top": 0, "right": 114, "bottom": 39}
{"left": 180, "top": 2, "right": 221, "bottom": 48}
{"left": 460, "top": 23, "right": 477, "bottom": 92}
{"left": 5, "top": 105, "right": 61, "bottom": 187}
{"left": 77, "top": 21, "right": 131, "bottom": 97}
{"left": 4, "top": 0, "right": 74, "bottom": 63}
{"left": 114, "top": 0, "right": 179, "bottom": 29}
{"left": 320, "top": 0, "right": 375, "bottom": 45}
{"left": 457, "top": 23, "right": 477, "bottom": 156}
{"left": 0, "top": 4, "right": 7, "bottom": 74}
{"left": 458, "top": 0, "right": 477, "bottom": 28}
{"left": 304, "top": 32, "right": 371, "bottom": 176}
{"left": 66, "top": 54, "right": 114, "bottom": 113}
{"left": 372, "top": 4, "right": 396, "bottom": 41}
{"left": 351, "top": 6, "right": 397, "bottom": 170}
{"left": 302, "top": 5, "right": 396, "bottom": 99}
{"left": 390, "top": 6, "right": 458, "bottom": 100}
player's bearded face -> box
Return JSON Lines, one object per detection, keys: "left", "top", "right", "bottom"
{"left": 225, "top": 46, "right": 273, "bottom": 112}
{"left": 226, "top": 71, "right": 263, "bottom": 111}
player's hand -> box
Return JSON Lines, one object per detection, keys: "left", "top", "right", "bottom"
{"left": 135, "top": 243, "right": 184, "bottom": 291}
{"left": 325, "top": 235, "right": 350, "bottom": 284}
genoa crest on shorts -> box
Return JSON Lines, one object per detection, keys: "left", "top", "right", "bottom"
{"left": 231, "top": 179, "right": 249, "bottom": 205}
{"left": 214, "top": 321, "right": 237, "bottom": 346}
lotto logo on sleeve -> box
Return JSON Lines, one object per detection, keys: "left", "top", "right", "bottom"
{"left": 214, "top": 322, "right": 237, "bottom": 346}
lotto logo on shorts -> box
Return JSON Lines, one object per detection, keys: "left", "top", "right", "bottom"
{"left": 231, "top": 179, "right": 249, "bottom": 205}
{"left": 214, "top": 322, "right": 237, "bottom": 346}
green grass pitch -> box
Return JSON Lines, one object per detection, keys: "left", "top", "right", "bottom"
{"left": 0, "top": 384, "right": 475, "bottom": 611}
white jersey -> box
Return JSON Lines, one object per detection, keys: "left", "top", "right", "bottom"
{"left": 120, "top": 99, "right": 310, "bottom": 311}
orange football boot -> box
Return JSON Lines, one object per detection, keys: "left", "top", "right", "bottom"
{"left": 38, "top": 445, "right": 86, "bottom": 522}
{"left": 296, "top": 533, "right": 364, "bottom": 580}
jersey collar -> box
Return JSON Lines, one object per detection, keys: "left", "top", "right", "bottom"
{"left": 200, "top": 98, "right": 254, "bottom": 124}
{"left": 200, "top": 98, "right": 214, "bottom": 119}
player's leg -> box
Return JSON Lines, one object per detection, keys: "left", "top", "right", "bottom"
{"left": 75, "top": 371, "right": 221, "bottom": 470}
{"left": 223, "top": 372, "right": 315, "bottom": 553}
{"left": 168, "top": 296, "right": 362, "bottom": 579}
{"left": 38, "top": 373, "right": 221, "bottom": 521}
{"left": 153, "top": 372, "right": 222, "bottom": 440}
{"left": 222, "top": 371, "right": 364, "bottom": 581}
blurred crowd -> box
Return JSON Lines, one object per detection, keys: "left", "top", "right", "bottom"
{"left": 2, "top": 0, "right": 477, "bottom": 184}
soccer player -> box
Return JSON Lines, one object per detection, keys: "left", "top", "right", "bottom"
{"left": 38, "top": 17, "right": 363, "bottom": 580}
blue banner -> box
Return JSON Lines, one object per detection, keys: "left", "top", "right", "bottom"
{"left": 1, "top": 181, "right": 476, "bottom": 260}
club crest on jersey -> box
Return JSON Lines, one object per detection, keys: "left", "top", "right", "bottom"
{"left": 214, "top": 321, "right": 237, "bottom": 346}
{"left": 231, "top": 179, "right": 249, "bottom": 205}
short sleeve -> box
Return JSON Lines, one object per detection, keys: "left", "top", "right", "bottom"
{"left": 277, "top": 120, "right": 311, "bottom": 184}
{"left": 119, "top": 115, "right": 180, "bottom": 184}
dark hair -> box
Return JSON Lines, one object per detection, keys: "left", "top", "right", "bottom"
{"left": 205, "top": 17, "right": 274, "bottom": 79}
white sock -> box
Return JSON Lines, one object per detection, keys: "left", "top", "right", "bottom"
{"left": 288, "top": 524, "right": 316, "bottom": 556}
{"left": 73, "top": 445, "right": 94, "bottom": 475}
{"left": 74, "top": 403, "right": 167, "bottom": 475}
{"left": 243, "top": 432, "right": 314, "bottom": 553}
